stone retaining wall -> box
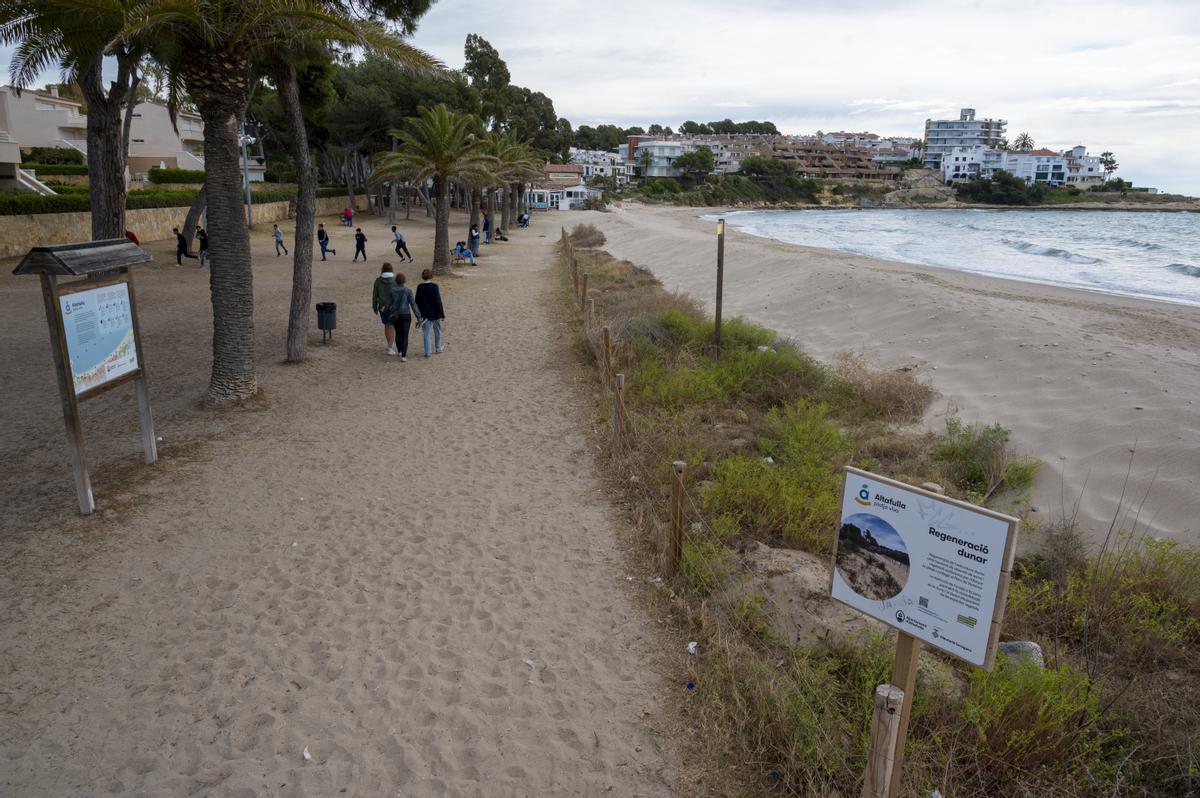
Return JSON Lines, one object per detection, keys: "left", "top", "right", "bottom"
{"left": 0, "top": 195, "right": 361, "bottom": 259}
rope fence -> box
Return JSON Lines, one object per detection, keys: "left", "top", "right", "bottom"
{"left": 558, "top": 226, "right": 861, "bottom": 791}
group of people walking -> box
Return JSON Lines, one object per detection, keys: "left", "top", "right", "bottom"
{"left": 173, "top": 226, "right": 208, "bottom": 267}
{"left": 370, "top": 265, "right": 445, "bottom": 360}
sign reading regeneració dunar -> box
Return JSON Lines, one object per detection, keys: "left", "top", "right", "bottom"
{"left": 830, "top": 467, "right": 1018, "bottom": 669}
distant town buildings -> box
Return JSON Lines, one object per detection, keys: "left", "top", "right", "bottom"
{"left": 923, "top": 108, "right": 1007, "bottom": 169}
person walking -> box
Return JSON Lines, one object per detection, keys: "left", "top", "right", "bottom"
{"left": 273, "top": 224, "right": 289, "bottom": 257}
{"left": 354, "top": 228, "right": 368, "bottom": 261}
{"left": 387, "top": 271, "right": 421, "bottom": 362}
{"left": 391, "top": 226, "right": 413, "bottom": 262}
{"left": 415, "top": 268, "right": 445, "bottom": 357}
{"left": 371, "top": 264, "right": 398, "bottom": 356}
{"left": 173, "top": 227, "right": 197, "bottom": 266}
{"left": 316, "top": 223, "right": 336, "bottom": 260}
{"left": 482, "top": 213, "right": 491, "bottom": 244}
{"left": 195, "top": 225, "right": 209, "bottom": 268}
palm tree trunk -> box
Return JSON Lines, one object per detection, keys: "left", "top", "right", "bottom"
{"left": 388, "top": 138, "right": 398, "bottom": 225}
{"left": 78, "top": 54, "right": 131, "bottom": 240}
{"left": 432, "top": 174, "right": 450, "bottom": 274}
{"left": 275, "top": 60, "right": 315, "bottom": 363}
{"left": 345, "top": 151, "right": 356, "bottom": 211}
{"left": 469, "top": 187, "right": 481, "bottom": 237}
{"left": 199, "top": 99, "right": 257, "bottom": 404}
{"left": 182, "top": 186, "right": 207, "bottom": 250}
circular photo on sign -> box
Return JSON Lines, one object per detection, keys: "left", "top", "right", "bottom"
{"left": 836, "top": 513, "right": 910, "bottom": 601}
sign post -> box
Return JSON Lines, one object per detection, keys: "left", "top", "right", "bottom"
{"left": 15, "top": 240, "right": 157, "bottom": 514}
{"left": 831, "top": 467, "right": 1019, "bottom": 797}
{"left": 714, "top": 218, "right": 725, "bottom": 348}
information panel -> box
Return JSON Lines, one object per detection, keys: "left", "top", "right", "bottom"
{"left": 59, "top": 281, "right": 138, "bottom": 395}
{"left": 830, "top": 467, "right": 1018, "bottom": 668}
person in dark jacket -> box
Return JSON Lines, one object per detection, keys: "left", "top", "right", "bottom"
{"left": 386, "top": 271, "right": 421, "bottom": 362}
{"left": 371, "top": 264, "right": 397, "bottom": 355}
{"left": 482, "top": 213, "right": 491, "bottom": 243}
{"left": 195, "top": 225, "right": 209, "bottom": 268}
{"left": 354, "top": 228, "right": 367, "bottom": 261}
{"left": 317, "top": 223, "right": 336, "bottom": 260}
{"left": 174, "top": 227, "right": 197, "bottom": 266}
{"left": 414, "top": 268, "right": 445, "bottom": 357}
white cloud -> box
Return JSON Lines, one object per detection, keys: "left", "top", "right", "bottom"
{"left": 2, "top": 0, "right": 1197, "bottom": 193}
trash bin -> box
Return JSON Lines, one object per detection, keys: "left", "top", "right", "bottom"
{"left": 316, "top": 301, "right": 336, "bottom": 343}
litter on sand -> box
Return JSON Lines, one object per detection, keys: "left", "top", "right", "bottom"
{"left": 302, "top": 746, "right": 312, "bottom": 762}
{"left": 686, "top": 642, "right": 698, "bottom": 655}
{"left": 524, "top": 659, "right": 536, "bottom": 669}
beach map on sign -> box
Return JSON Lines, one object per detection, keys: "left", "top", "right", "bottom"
{"left": 59, "top": 282, "right": 138, "bottom": 395}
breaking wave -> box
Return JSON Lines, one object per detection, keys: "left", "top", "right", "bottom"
{"left": 1003, "top": 239, "right": 1103, "bottom": 265}
{"left": 1166, "top": 263, "right": 1200, "bottom": 278}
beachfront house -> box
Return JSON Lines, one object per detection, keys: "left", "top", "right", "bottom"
{"left": 1063, "top": 146, "right": 1104, "bottom": 187}
{"left": 923, "top": 108, "right": 1007, "bottom": 169}
{"left": 0, "top": 85, "right": 266, "bottom": 191}
{"left": 999, "top": 149, "right": 1069, "bottom": 185}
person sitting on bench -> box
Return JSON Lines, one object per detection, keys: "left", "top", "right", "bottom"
{"left": 452, "top": 241, "right": 475, "bottom": 265}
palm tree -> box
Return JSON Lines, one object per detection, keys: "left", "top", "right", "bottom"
{"left": 1012, "top": 132, "right": 1035, "bottom": 152}
{"left": 482, "top": 131, "right": 539, "bottom": 231}
{"left": 1, "top": 0, "right": 141, "bottom": 239}
{"left": 113, "top": 0, "right": 429, "bottom": 404}
{"left": 374, "top": 104, "right": 496, "bottom": 275}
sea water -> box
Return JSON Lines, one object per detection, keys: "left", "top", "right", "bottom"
{"left": 717, "top": 209, "right": 1200, "bottom": 306}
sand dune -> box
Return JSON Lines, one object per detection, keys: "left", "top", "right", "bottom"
{"left": 581, "top": 204, "right": 1200, "bottom": 549}
{"left": 0, "top": 210, "right": 676, "bottom": 795}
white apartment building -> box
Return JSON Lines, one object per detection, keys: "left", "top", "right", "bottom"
{"left": 630, "top": 139, "right": 685, "bottom": 178}
{"left": 941, "top": 145, "right": 1073, "bottom": 186}
{"left": 0, "top": 85, "right": 265, "bottom": 191}
{"left": 568, "top": 148, "right": 630, "bottom": 185}
{"left": 1063, "top": 145, "right": 1104, "bottom": 187}
{"left": 923, "top": 108, "right": 1007, "bottom": 168}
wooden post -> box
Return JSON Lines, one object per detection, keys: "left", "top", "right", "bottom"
{"left": 601, "top": 326, "right": 613, "bottom": 388}
{"left": 39, "top": 273, "right": 94, "bottom": 514}
{"left": 861, "top": 685, "right": 904, "bottom": 798}
{"left": 580, "top": 273, "right": 589, "bottom": 309}
{"left": 885, "top": 633, "right": 921, "bottom": 798}
{"left": 715, "top": 218, "right": 725, "bottom": 348}
{"left": 611, "top": 372, "right": 625, "bottom": 457}
{"left": 125, "top": 271, "right": 157, "bottom": 465}
{"left": 670, "top": 461, "right": 685, "bottom": 571}
{"left": 586, "top": 298, "right": 595, "bottom": 330}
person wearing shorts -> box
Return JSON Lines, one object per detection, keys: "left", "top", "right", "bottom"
{"left": 371, "top": 263, "right": 398, "bottom": 355}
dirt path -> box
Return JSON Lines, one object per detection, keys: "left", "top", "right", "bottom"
{"left": 0, "top": 210, "right": 676, "bottom": 796}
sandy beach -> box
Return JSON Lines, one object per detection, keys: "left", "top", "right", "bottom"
{"left": 580, "top": 204, "right": 1200, "bottom": 549}
{"left": 0, "top": 210, "right": 677, "bottom": 795}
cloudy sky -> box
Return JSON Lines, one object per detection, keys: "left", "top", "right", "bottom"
{"left": 4, "top": 0, "right": 1197, "bottom": 194}
{"left": 408, "top": 0, "right": 1200, "bottom": 195}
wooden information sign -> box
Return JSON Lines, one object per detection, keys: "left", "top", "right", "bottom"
{"left": 831, "top": 467, "right": 1019, "bottom": 798}
{"left": 14, "top": 239, "right": 158, "bottom": 514}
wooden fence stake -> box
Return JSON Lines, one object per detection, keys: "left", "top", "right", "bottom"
{"left": 861, "top": 685, "right": 904, "bottom": 798}
{"left": 601, "top": 326, "right": 613, "bottom": 388}
{"left": 670, "top": 461, "right": 685, "bottom": 571}
{"left": 611, "top": 372, "right": 625, "bottom": 457}
{"left": 580, "top": 273, "right": 589, "bottom": 309}
{"left": 586, "top": 298, "right": 595, "bottom": 330}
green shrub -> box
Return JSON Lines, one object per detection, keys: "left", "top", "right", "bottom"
{"left": 24, "top": 146, "right": 84, "bottom": 165}
{"left": 0, "top": 192, "right": 90, "bottom": 214}
{"left": 703, "top": 401, "right": 849, "bottom": 550}
{"left": 148, "top": 167, "right": 205, "bottom": 184}
{"left": 934, "top": 417, "right": 1037, "bottom": 501}
{"left": 20, "top": 162, "right": 88, "bottom": 175}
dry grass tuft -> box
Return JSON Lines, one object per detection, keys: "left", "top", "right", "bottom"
{"left": 569, "top": 223, "right": 606, "bottom": 249}
{"left": 834, "top": 350, "right": 935, "bottom": 422}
